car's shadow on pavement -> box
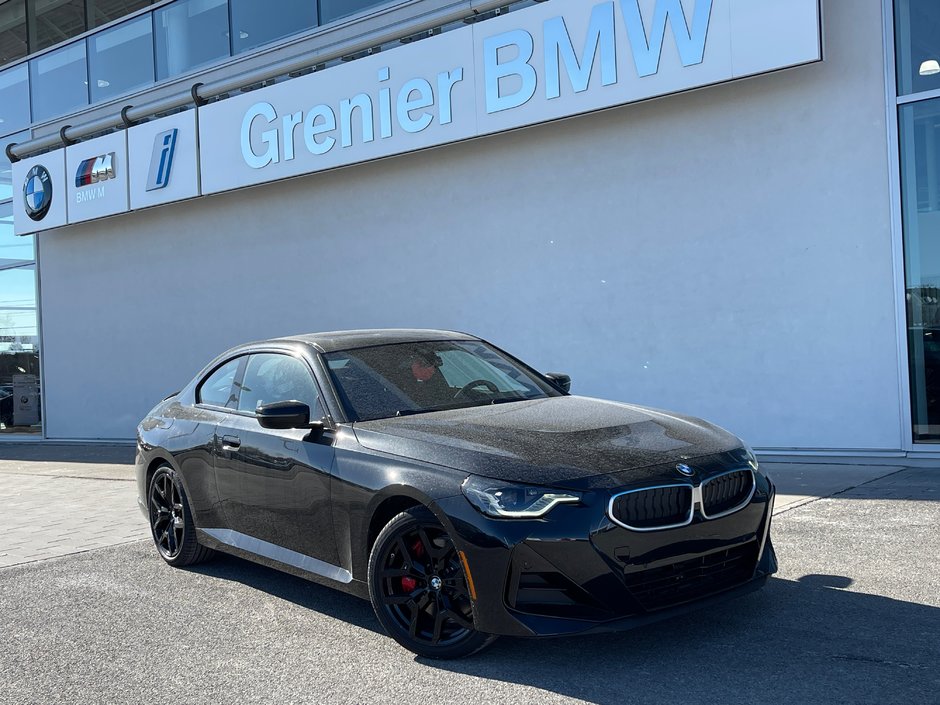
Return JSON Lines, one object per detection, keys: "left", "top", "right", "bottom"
{"left": 184, "top": 553, "right": 382, "bottom": 634}
{"left": 425, "top": 574, "right": 940, "bottom": 705}
{"left": 183, "top": 553, "right": 940, "bottom": 704}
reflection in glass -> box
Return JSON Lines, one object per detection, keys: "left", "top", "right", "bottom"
{"left": 230, "top": 0, "right": 317, "bottom": 54}
{"left": 1, "top": 131, "right": 30, "bottom": 202}
{"left": 0, "top": 0, "right": 27, "bottom": 65}
{"left": 319, "top": 0, "right": 387, "bottom": 25}
{"left": 30, "top": 41, "right": 88, "bottom": 122}
{"left": 895, "top": 0, "right": 940, "bottom": 96}
{"left": 0, "top": 203, "right": 34, "bottom": 267}
{"left": 0, "top": 64, "right": 29, "bottom": 133}
{"left": 86, "top": 0, "right": 152, "bottom": 29}
{"left": 154, "top": 0, "right": 229, "bottom": 80}
{"left": 901, "top": 98, "right": 940, "bottom": 442}
{"left": 88, "top": 14, "right": 154, "bottom": 102}
{"left": 31, "top": 0, "right": 87, "bottom": 52}
{"left": 0, "top": 264, "right": 40, "bottom": 433}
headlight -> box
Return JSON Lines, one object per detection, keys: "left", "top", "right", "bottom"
{"left": 461, "top": 476, "right": 580, "bottom": 518}
{"left": 743, "top": 444, "right": 760, "bottom": 472}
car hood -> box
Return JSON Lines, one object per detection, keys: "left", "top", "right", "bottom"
{"left": 352, "top": 396, "right": 743, "bottom": 489}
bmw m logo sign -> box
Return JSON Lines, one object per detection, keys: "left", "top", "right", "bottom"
{"left": 676, "top": 464, "right": 695, "bottom": 477}
{"left": 75, "top": 153, "right": 115, "bottom": 187}
{"left": 23, "top": 165, "right": 53, "bottom": 222}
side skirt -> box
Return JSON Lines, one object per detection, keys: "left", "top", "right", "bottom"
{"left": 196, "top": 527, "right": 369, "bottom": 599}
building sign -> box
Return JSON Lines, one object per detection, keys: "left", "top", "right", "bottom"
{"left": 12, "top": 0, "right": 821, "bottom": 233}
{"left": 12, "top": 150, "right": 67, "bottom": 234}
{"left": 128, "top": 110, "right": 200, "bottom": 210}
{"left": 199, "top": 0, "right": 821, "bottom": 195}
{"left": 66, "top": 131, "right": 128, "bottom": 224}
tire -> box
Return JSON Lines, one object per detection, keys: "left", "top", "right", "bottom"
{"left": 147, "top": 464, "right": 214, "bottom": 567}
{"left": 368, "top": 506, "right": 497, "bottom": 659}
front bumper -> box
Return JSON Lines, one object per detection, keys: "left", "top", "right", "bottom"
{"left": 434, "top": 475, "right": 777, "bottom": 638}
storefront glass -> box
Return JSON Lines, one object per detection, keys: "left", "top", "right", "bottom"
{"left": 29, "top": 41, "right": 88, "bottom": 122}
{"left": 901, "top": 98, "right": 940, "bottom": 441}
{"left": 230, "top": 0, "right": 317, "bottom": 54}
{"left": 895, "top": 0, "right": 940, "bottom": 96}
{"left": 154, "top": 0, "right": 229, "bottom": 80}
{"left": 0, "top": 63, "right": 30, "bottom": 133}
{"left": 87, "top": 14, "right": 154, "bottom": 102}
{"left": 0, "top": 264, "right": 40, "bottom": 434}
{"left": 320, "top": 0, "right": 387, "bottom": 24}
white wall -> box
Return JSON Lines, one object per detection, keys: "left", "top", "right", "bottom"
{"left": 37, "top": 0, "right": 903, "bottom": 450}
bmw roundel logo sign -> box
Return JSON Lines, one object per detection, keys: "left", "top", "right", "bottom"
{"left": 23, "top": 165, "right": 53, "bottom": 222}
{"left": 676, "top": 463, "right": 695, "bottom": 477}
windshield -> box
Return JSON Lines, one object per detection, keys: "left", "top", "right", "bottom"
{"left": 323, "top": 340, "right": 562, "bottom": 422}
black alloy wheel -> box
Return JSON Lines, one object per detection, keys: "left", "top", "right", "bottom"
{"left": 148, "top": 465, "right": 214, "bottom": 567}
{"left": 368, "top": 506, "right": 496, "bottom": 659}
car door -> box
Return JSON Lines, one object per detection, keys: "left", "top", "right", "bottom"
{"left": 213, "top": 351, "right": 339, "bottom": 567}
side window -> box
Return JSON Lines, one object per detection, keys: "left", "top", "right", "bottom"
{"left": 197, "top": 358, "right": 242, "bottom": 408}
{"left": 237, "top": 353, "right": 323, "bottom": 417}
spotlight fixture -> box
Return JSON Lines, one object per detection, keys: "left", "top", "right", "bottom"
{"left": 920, "top": 59, "right": 940, "bottom": 76}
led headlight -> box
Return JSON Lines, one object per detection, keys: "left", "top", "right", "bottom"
{"left": 461, "top": 476, "right": 580, "bottom": 518}
{"left": 743, "top": 444, "right": 760, "bottom": 471}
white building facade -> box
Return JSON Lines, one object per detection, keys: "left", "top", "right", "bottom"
{"left": 0, "top": 0, "right": 937, "bottom": 462}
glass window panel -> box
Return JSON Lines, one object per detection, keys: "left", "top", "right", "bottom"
{"left": 230, "top": 0, "right": 317, "bottom": 54}
{"left": 31, "top": 0, "right": 87, "bottom": 52}
{"left": 0, "top": 264, "right": 40, "bottom": 433}
{"left": 86, "top": 0, "right": 152, "bottom": 29}
{"left": 901, "top": 98, "right": 940, "bottom": 442}
{"left": 0, "top": 64, "right": 29, "bottom": 133}
{"left": 319, "top": 0, "right": 386, "bottom": 25}
{"left": 0, "top": 0, "right": 28, "bottom": 65}
{"left": 88, "top": 14, "right": 153, "bottom": 102}
{"left": 154, "top": 0, "right": 228, "bottom": 80}
{"left": 237, "top": 354, "right": 321, "bottom": 413}
{"left": 0, "top": 203, "right": 34, "bottom": 267}
{"left": 1, "top": 130, "right": 29, "bottom": 202}
{"left": 197, "top": 357, "right": 242, "bottom": 408}
{"left": 29, "top": 41, "right": 88, "bottom": 121}
{"left": 896, "top": 1, "right": 940, "bottom": 96}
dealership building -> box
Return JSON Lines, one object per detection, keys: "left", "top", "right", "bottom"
{"left": 0, "top": 0, "right": 937, "bottom": 461}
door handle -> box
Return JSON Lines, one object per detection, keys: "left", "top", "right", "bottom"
{"left": 221, "top": 435, "right": 241, "bottom": 450}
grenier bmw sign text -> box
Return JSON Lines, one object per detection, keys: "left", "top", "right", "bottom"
{"left": 240, "top": 0, "right": 714, "bottom": 170}
{"left": 206, "top": 0, "right": 820, "bottom": 195}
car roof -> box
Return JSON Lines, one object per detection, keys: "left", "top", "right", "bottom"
{"left": 272, "top": 329, "right": 479, "bottom": 353}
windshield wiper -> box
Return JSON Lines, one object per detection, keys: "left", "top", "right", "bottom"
{"left": 489, "top": 394, "right": 532, "bottom": 405}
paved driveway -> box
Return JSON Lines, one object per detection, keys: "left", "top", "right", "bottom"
{"left": 0, "top": 447, "right": 937, "bottom": 704}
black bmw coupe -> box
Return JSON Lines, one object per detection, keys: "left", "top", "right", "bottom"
{"left": 136, "top": 329, "right": 776, "bottom": 658}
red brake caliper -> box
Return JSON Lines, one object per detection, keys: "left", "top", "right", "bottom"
{"left": 400, "top": 538, "right": 425, "bottom": 592}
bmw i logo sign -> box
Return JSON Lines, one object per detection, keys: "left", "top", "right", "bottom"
{"left": 676, "top": 463, "right": 695, "bottom": 477}
{"left": 23, "top": 165, "right": 53, "bottom": 222}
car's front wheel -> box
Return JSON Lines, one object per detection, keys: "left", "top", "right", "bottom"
{"left": 368, "top": 506, "right": 496, "bottom": 659}
{"left": 148, "top": 464, "right": 214, "bottom": 567}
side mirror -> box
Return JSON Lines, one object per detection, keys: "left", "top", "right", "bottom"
{"left": 544, "top": 372, "right": 571, "bottom": 393}
{"left": 257, "top": 400, "right": 313, "bottom": 430}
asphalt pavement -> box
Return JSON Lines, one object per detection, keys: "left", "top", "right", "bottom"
{"left": 0, "top": 447, "right": 937, "bottom": 705}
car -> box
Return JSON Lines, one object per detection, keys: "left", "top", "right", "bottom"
{"left": 136, "top": 329, "right": 777, "bottom": 659}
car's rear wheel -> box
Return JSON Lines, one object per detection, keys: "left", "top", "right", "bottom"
{"left": 368, "top": 506, "right": 496, "bottom": 659}
{"left": 148, "top": 465, "right": 214, "bottom": 567}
